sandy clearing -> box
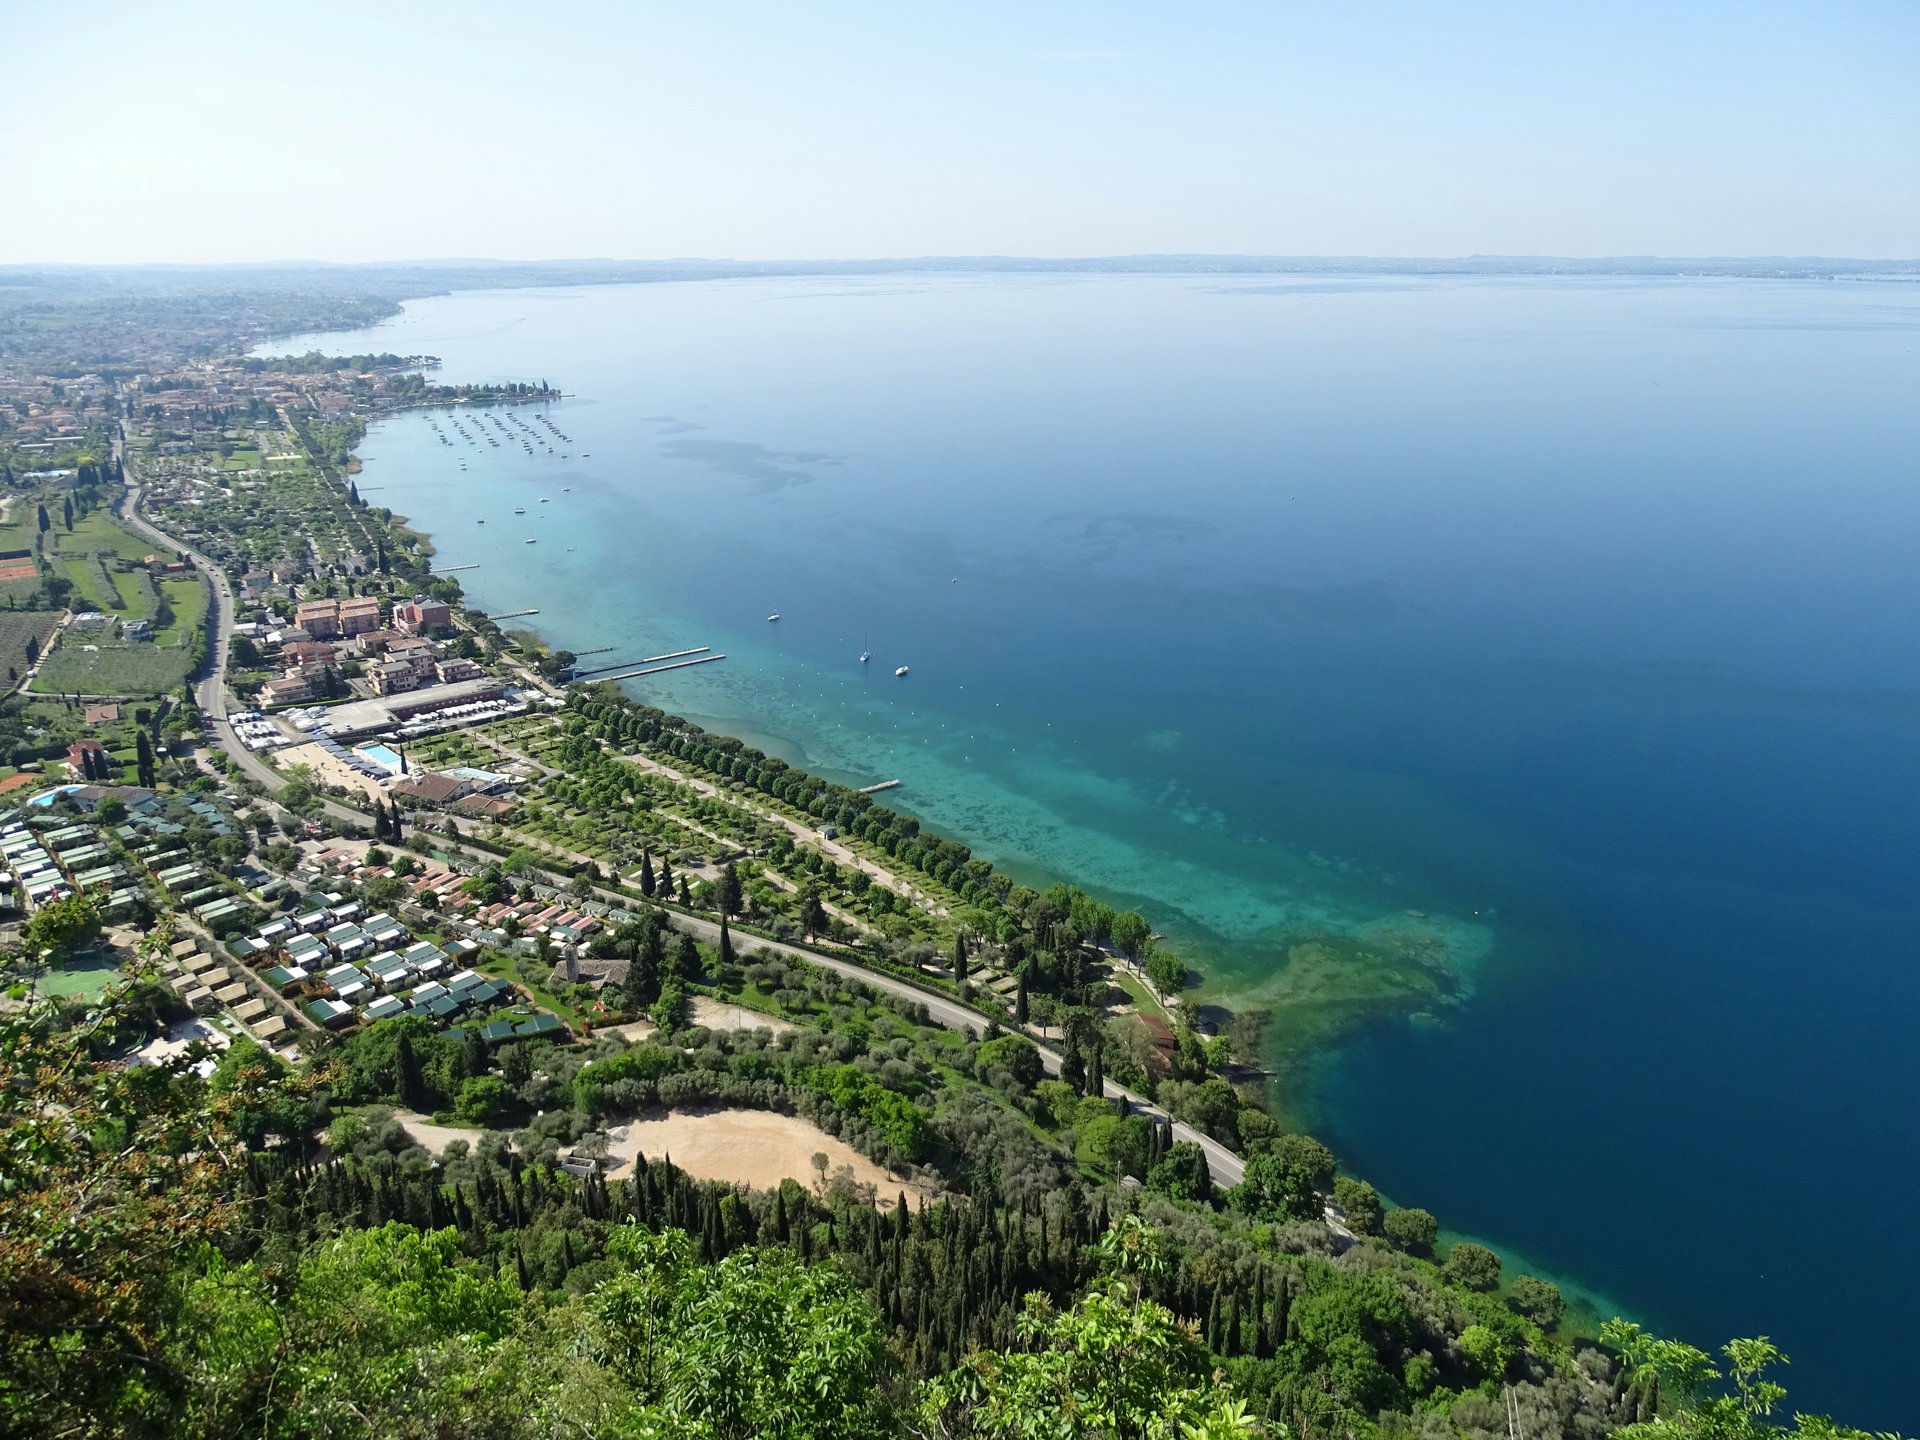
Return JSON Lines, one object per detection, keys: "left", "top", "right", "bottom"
{"left": 690, "top": 995, "right": 795, "bottom": 1033}
{"left": 394, "top": 1112, "right": 486, "bottom": 1157}
{"left": 601, "top": 1106, "right": 930, "bottom": 1206}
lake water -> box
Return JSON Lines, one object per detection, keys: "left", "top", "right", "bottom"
{"left": 270, "top": 272, "right": 1920, "bottom": 1423}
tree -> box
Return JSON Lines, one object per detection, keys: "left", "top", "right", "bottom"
{"left": 61, "top": 496, "right": 72, "bottom": 530}
{"left": 25, "top": 892, "right": 102, "bottom": 961}
{"left": 1013, "top": 966, "right": 1028, "bottom": 1023}
{"left": 952, "top": 931, "right": 968, "bottom": 987}
{"left": 976, "top": 1034, "right": 1043, "bottom": 1089}
{"left": 1146, "top": 1141, "right": 1215, "bottom": 1205}
{"left": 717, "top": 914, "right": 735, "bottom": 968}
{"left": 1228, "top": 1149, "right": 1321, "bottom": 1223}
{"left": 638, "top": 851, "right": 656, "bottom": 897}
{"left": 1333, "top": 1175, "right": 1382, "bottom": 1236}
{"left": 921, "top": 1277, "right": 1259, "bottom": 1440}
{"left": 1382, "top": 1205, "right": 1439, "bottom": 1254}
{"left": 1442, "top": 1242, "right": 1502, "bottom": 1292}
{"left": 1145, "top": 949, "right": 1187, "bottom": 996}
{"left": 799, "top": 885, "right": 826, "bottom": 939}
{"left": 1111, "top": 909, "right": 1152, "bottom": 959}
{"left": 394, "top": 1030, "right": 429, "bottom": 1112}
{"left": 718, "top": 861, "right": 742, "bottom": 916}
{"left": 454, "top": 1075, "right": 509, "bottom": 1125}
{"left": 1509, "top": 1274, "right": 1565, "bottom": 1328}
{"left": 36, "top": 503, "right": 48, "bottom": 533}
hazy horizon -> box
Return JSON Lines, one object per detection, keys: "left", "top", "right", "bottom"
{"left": 4, "top": 0, "right": 1916, "bottom": 266}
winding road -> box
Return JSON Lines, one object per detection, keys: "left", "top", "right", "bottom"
{"left": 111, "top": 440, "right": 1248, "bottom": 1188}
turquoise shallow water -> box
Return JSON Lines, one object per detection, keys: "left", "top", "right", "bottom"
{"left": 269, "top": 273, "right": 1920, "bottom": 1423}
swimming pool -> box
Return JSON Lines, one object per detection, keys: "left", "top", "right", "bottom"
{"left": 355, "top": 744, "right": 404, "bottom": 774}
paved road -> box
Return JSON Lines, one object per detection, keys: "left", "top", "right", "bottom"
{"left": 115, "top": 439, "right": 1248, "bottom": 1188}
{"left": 661, "top": 908, "right": 1245, "bottom": 1186}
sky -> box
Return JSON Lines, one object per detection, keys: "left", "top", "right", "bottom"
{"left": 2, "top": 0, "right": 1916, "bottom": 265}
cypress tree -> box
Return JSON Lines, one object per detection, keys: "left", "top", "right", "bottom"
{"left": 639, "top": 851, "right": 656, "bottom": 897}
{"left": 952, "top": 932, "right": 969, "bottom": 987}
{"left": 135, "top": 730, "right": 155, "bottom": 788}
{"left": 1087, "top": 1043, "right": 1104, "bottom": 1098}
{"left": 717, "top": 914, "right": 735, "bottom": 968}
{"left": 657, "top": 856, "right": 674, "bottom": 896}
{"left": 677, "top": 876, "right": 692, "bottom": 907}
{"left": 1013, "top": 967, "right": 1028, "bottom": 1024}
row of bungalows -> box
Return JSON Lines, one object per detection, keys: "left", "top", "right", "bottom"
{"left": 160, "top": 939, "right": 290, "bottom": 1043}
{"left": 138, "top": 840, "right": 255, "bottom": 931}
{"left": 307, "top": 960, "right": 510, "bottom": 1030}
{"left": 5, "top": 818, "right": 143, "bottom": 919}
{"left": 1, "top": 822, "right": 70, "bottom": 910}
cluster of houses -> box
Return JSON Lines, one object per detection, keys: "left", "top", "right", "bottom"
{"left": 234, "top": 897, "right": 526, "bottom": 1034}
{"left": 257, "top": 594, "right": 482, "bottom": 707}
{"left": 0, "top": 817, "right": 142, "bottom": 920}
{"left": 0, "top": 786, "right": 252, "bottom": 926}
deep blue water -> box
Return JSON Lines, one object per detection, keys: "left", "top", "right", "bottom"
{"left": 270, "top": 273, "right": 1920, "bottom": 1424}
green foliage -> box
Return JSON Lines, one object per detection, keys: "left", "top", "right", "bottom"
{"left": 1508, "top": 1273, "right": 1565, "bottom": 1328}
{"left": 1442, "top": 1241, "right": 1502, "bottom": 1292}
{"left": 922, "top": 1281, "right": 1258, "bottom": 1440}
{"left": 1381, "top": 1205, "right": 1438, "bottom": 1254}
{"left": 1146, "top": 1141, "right": 1215, "bottom": 1205}
{"left": 24, "top": 891, "right": 102, "bottom": 960}
{"left": 976, "top": 1033, "right": 1044, "bottom": 1089}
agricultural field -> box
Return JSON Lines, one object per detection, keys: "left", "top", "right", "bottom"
{"left": 34, "top": 634, "right": 200, "bottom": 697}
{"left": 0, "top": 611, "right": 62, "bottom": 691}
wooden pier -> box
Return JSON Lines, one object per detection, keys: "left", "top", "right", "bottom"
{"left": 858, "top": 779, "right": 902, "bottom": 794}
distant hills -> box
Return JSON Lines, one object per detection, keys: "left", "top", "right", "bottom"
{"left": 4, "top": 252, "right": 1918, "bottom": 304}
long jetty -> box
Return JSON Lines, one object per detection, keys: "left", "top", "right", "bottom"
{"left": 590, "top": 654, "right": 727, "bottom": 683}
{"left": 858, "top": 779, "right": 902, "bottom": 794}
{"left": 438, "top": 563, "right": 481, "bottom": 573}
{"left": 573, "top": 646, "right": 711, "bottom": 678}
{"left": 480, "top": 608, "right": 540, "bottom": 621}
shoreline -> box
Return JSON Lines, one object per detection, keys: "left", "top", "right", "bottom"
{"left": 337, "top": 391, "right": 1648, "bottom": 1329}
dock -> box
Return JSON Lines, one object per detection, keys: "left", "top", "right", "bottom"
{"left": 438, "top": 563, "right": 481, "bottom": 573}
{"left": 479, "top": 608, "right": 540, "bottom": 621}
{"left": 858, "top": 779, "right": 902, "bottom": 794}
{"left": 589, "top": 654, "right": 727, "bottom": 683}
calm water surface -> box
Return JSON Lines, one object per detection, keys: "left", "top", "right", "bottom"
{"left": 271, "top": 273, "right": 1920, "bottom": 1423}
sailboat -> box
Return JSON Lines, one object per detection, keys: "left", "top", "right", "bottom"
{"left": 894, "top": 665, "right": 909, "bottom": 677}
{"left": 767, "top": 611, "right": 780, "bottom": 622}
{"left": 859, "top": 631, "right": 871, "bottom": 664}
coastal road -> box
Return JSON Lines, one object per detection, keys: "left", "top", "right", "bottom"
{"left": 112, "top": 431, "right": 1248, "bottom": 1188}
{"left": 113, "top": 437, "right": 285, "bottom": 794}
{"left": 658, "top": 909, "right": 1246, "bottom": 1187}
